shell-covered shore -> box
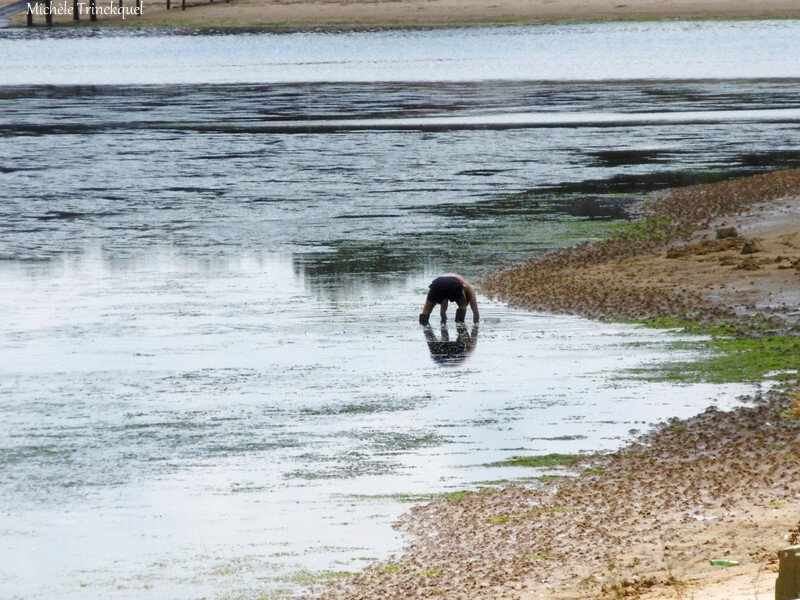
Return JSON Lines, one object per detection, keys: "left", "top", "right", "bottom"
{"left": 315, "top": 385, "right": 800, "bottom": 600}
{"left": 484, "top": 168, "right": 800, "bottom": 324}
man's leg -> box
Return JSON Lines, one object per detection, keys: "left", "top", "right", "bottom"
{"left": 454, "top": 299, "right": 468, "bottom": 323}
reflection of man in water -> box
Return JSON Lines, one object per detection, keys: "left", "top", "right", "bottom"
{"left": 423, "top": 323, "right": 479, "bottom": 366}
{"left": 418, "top": 273, "right": 480, "bottom": 326}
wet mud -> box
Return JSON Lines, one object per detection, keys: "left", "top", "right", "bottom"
{"left": 485, "top": 168, "right": 800, "bottom": 323}
{"left": 314, "top": 384, "right": 800, "bottom": 600}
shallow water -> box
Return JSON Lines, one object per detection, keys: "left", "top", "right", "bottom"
{"left": 0, "top": 254, "right": 754, "bottom": 598}
{"left": 1, "top": 20, "right": 800, "bottom": 84}
{"left": 1, "top": 19, "right": 799, "bottom": 600}
{"left": 3, "top": 78, "right": 800, "bottom": 269}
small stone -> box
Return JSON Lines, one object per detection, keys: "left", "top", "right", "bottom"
{"left": 741, "top": 238, "right": 764, "bottom": 254}
{"left": 716, "top": 226, "right": 738, "bottom": 239}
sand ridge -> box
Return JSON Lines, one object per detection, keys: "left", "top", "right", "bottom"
{"left": 484, "top": 168, "right": 800, "bottom": 325}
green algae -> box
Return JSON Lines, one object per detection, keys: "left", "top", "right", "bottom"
{"left": 582, "top": 467, "right": 605, "bottom": 476}
{"left": 617, "top": 317, "right": 800, "bottom": 384}
{"left": 340, "top": 487, "right": 498, "bottom": 504}
{"left": 485, "top": 515, "right": 512, "bottom": 524}
{"left": 475, "top": 475, "right": 559, "bottom": 486}
{"left": 535, "top": 474, "right": 565, "bottom": 483}
{"left": 632, "top": 331, "right": 800, "bottom": 384}
{"left": 484, "top": 453, "right": 581, "bottom": 468}
{"left": 274, "top": 570, "right": 355, "bottom": 586}
{"left": 608, "top": 217, "right": 675, "bottom": 241}
{"left": 439, "top": 489, "right": 480, "bottom": 502}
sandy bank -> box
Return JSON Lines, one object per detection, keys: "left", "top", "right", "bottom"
{"left": 11, "top": 0, "right": 800, "bottom": 29}
{"left": 484, "top": 168, "right": 800, "bottom": 325}
{"left": 313, "top": 385, "right": 800, "bottom": 600}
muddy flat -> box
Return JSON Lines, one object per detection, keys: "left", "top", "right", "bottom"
{"left": 485, "top": 169, "right": 800, "bottom": 324}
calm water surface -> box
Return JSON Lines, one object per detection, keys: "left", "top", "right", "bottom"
{"left": 1, "top": 20, "right": 800, "bottom": 84}
{"left": 0, "top": 255, "right": 753, "bottom": 599}
{"left": 1, "top": 19, "right": 799, "bottom": 599}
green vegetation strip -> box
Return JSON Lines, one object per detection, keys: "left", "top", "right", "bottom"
{"left": 484, "top": 454, "right": 581, "bottom": 468}
{"left": 628, "top": 318, "right": 800, "bottom": 384}
{"left": 275, "top": 570, "right": 355, "bottom": 586}
{"left": 609, "top": 217, "right": 675, "bottom": 241}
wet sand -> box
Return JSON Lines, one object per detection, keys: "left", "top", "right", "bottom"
{"left": 10, "top": 0, "right": 800, "bottom": 28}
{"left": 311, "top": 170, "right": 800, "bottom": 600}
{"left": 485, "top": 168, "right": 800, "bottom": 325}
{"left": 316, "top": 386, "right": 800, "bottom": 600}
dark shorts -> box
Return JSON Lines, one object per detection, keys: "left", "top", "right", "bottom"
{"left": 426, "top": 276, "right": 464, "bottom": 305}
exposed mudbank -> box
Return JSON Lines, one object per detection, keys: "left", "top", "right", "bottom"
{"left": 313, "top": 384, "right": 800, "bottom": 600}
{"left": 484, "top": 168, "right": 800, "bottom": 324}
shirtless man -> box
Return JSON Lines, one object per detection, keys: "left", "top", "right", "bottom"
{"left": 418, "top": 273, "right": 480, "bottom": 325}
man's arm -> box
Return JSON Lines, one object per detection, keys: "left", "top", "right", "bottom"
{"left": 419, "top": 300, "right": 435, "bottom": 325}
{"left": 439, "top": 299, "right": 448, "bottom": 322}
{"left": 467, "top": 286, "right": 480, "bottom": 323}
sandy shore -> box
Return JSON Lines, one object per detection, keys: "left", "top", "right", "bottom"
{"left": 309, "top": 170, "right": 800, "bottom": 600}
{"left": 485, "top": 168, "right": 800, "bottom": 325}
{"left": 314, "top": 386, "right": 800, "bottom": 600}
{"left": 11, "top": 0, "right": 800, "bottom": 28}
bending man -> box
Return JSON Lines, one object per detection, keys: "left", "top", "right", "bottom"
{"left": 419, "top": 273, "right": 480, "bottom": 325}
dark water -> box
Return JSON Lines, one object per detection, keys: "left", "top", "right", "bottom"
{"left": 3, "top": 79, "right": 800, "bottom": 281}
{"left": 1, "top": 20, "right": 800, "bottom": 600}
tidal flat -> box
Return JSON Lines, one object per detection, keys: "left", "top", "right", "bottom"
{"left": 1, "top": 19, "right": 799, "bottom": 600}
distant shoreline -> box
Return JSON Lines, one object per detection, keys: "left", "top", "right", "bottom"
{"left": 8, "top": 0, "right": 800, "bottom": 30}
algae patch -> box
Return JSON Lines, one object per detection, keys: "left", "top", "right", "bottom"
{"left": 484, "top": 454, "right": 582, "bottom": 468}
{"left": 609, "top": 217, "right": 675, "bottom": 241}
{"left": 274, "top": 569, "right": 355, "bottom": 586}
{"left": 630, "top": 323, "right": 800, "bottom": 384}
{"left": 485, "top": 515, "right": 512, "bottom": 524}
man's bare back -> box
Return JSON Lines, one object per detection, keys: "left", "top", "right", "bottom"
{"left": 419, "top": 273, "right": 480, "bottom": 325}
